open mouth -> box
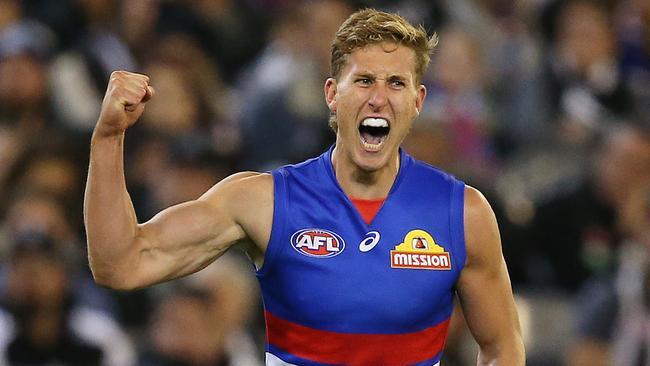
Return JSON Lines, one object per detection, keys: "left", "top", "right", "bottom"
{"left": 359, "top": 118, "right": 390, "bottom": 151}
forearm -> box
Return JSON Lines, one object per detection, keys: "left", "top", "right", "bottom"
{"left": 84, "top": 131, "right": 141, "bottom": 285}
{"left": 477, "top": 336, "right": 526, "bottom": 366}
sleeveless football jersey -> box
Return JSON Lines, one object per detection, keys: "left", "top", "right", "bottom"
{"left": 257, "top": 147, "right": 466, "bottom": 366}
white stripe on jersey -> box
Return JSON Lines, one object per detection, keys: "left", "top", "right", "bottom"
{"left": 266, "top": 353, "right": 298, "bottom": 366}
{"left": 265, "top": 352, "right": 441, "bottom": 366}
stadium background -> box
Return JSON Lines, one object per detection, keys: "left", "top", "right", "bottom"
{"left": 0, "top": 0, "right": 649, "bottom": 364}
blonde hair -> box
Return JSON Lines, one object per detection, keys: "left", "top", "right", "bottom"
{"left": 330, "top": 8, "right": 438, "bottom": 83}
{"left": 329, "top": 8, "right": 438, "bottom": 131}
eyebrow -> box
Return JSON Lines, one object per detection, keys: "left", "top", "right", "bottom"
{"left": 353, "top": 72, "right": 410, "bottom": 82}
{"left": 353, "top": 72, "right": 376, "bottom": 79}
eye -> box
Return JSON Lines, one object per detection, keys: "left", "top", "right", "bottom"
{"left": 356, "top": 78, "right": 372, "bottom": 86}
{"left": 390, "top": 80, "right": 406, "bottom": 88}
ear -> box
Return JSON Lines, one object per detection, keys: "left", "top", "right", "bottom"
{"left": 415, "top": 84, "right": 427, "bottom": 115}
{"left": 324, "top": 78, "right": 338, "bottom": 112}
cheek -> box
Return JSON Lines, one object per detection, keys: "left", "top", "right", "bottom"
{"left": 336, "top": 89, "right": 359, "bottom": 110}
{"left": 393, "top": 96, "right": 417, "bottom": 118}
{"left": 339, "top": 82, "right": 371, "bottom": 104}
{"left": 334, "top": 91, "right": 363, "bottom": 122}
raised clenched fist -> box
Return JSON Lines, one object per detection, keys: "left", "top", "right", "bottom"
{"left": 95, "top": 71, "right": 155, "bottom": 137}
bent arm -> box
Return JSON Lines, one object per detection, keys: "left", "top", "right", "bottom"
{"left": 83, "top": 71, "right": 270, "bottom": 291}
{"left": 456, "top": 186, "right": 525, "bottom": 365}
{"left": 84, "top": 132, "right": 259, "bottom": 290}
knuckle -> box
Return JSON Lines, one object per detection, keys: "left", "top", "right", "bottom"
{"left": 111, "top": 70, "right": 126, "bottom": 79}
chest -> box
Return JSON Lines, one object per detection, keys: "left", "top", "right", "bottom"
{"left": 261, "top": 189, "right": 463, "bottom": 332}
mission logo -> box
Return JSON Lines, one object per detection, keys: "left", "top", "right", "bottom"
{"left": 390, "top": 229, "right": 451, "bottom": 270}
{"left": 291, "top": 228, "right": 346, "bottom": 258}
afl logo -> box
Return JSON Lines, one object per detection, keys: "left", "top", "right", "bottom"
{"left": 290, "top": 228, "right": 346, "bottom": 258}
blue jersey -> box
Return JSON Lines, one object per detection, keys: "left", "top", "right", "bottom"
{"left": 257, "top": 147, "right": 466, "bottom": 366}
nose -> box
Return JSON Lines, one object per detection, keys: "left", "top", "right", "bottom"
{"left": 367, "top": 83, "right": 388, "bottom": 111}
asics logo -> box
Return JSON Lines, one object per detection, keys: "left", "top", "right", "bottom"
{"left": 359, "top": 231, "right": 381, "bottom": 252}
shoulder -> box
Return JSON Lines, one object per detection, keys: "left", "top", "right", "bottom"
{"left": 407, "top": 155, "right": 464, "bottom": 186}
{"left": 194, "top": 172, "right": 274, "bottom": 228}
{"left": 464, "top": 185, "right": 494, "bottom": 222}
{"left": 198, "top": 172, "right": 274, "bottom": 256}
{"left": 273, "top": 154, "right": 327, "bottom": 179}
{"left": 200, "top": 172, "right": 273, "bottom": 206}
{"left": 463, "top": 185, "right": 501, "bottom": 267}
{"left": 212, "top": 171, "right": 273, "bottom": 190}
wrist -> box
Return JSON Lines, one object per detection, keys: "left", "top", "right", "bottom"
{"left": 92, "top": 123, "right": 126, "bottom": 140}
{"left": 90, "top": 128, "right": 125, "bottom": 153}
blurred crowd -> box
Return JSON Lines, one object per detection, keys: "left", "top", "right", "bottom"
{"left": 0, "top": 0, "right": 649, "bottom": 365}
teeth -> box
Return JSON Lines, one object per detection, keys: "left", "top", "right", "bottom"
{"left": 361, "top": 118, "right": 388, "bottom": 128}
{"left": 362, "top": 139, "right": 384, "bottom": 151}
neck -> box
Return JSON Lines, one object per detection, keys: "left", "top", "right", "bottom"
{"left": 330, "top": 146, "right": 400, "bottom": 199}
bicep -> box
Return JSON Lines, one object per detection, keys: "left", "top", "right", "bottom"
{"left": 125, "top": 173, "right": 266, "bottom": 289}
{"left": 134, "top": 198, "right": 245, "bottom": 286}
{"left": 456, "top": 186, "right": 523, "bottom": 354}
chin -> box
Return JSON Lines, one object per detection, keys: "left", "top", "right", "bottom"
{"left": 353, "top": 149, "right": 391, "bottom": 173}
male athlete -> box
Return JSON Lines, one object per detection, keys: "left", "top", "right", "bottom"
{"left": 85, "top": 9, "right": 524, "bottom": 366}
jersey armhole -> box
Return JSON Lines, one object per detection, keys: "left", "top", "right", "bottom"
{"left": 449, "top": 180, "right": 467, "bottom": 273}
{"left": 256, "top": 169, "right": 288, "bottom": 277}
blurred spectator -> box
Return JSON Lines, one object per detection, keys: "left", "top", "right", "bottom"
{"left": 406, "top": 0, "right": 550, "bottom": 186}
{"left": 134, "top": 31, "right": 240, "bottom": 159}
{"left": 0, "top": 0, "right": 57, "bottom": 60}
{"left": 124, "top": 132, "right": 232, "bottom": 219}
{"left": 139, "top": 283, "right": 261, "bottom": 366}
{"left": 0, "top": 137, "right": 86, "bottom": 248}
{"left": 0, "top": 0, "right": 647, "bottom": 364}
{"left": 0, "top": 53, "right": 50, "bottom": 126}
{"left": 177, "top": 0, "right": 268, "bottom": 85}
{"left": 48, "top": 0, "right": 136, "bottom": 133}
{"left": 616, "top": 0, "right": 650, "bottom": 120}
{"left": 0, "top": 0, "right": 56, "bottom": 190}
{"left": 0, "top": 187, "right": 120, "bottom": 314}
{"left": 1, "top": 139, "right": 85, "bottom": 214}
{"left": 378, "top": 0, "right": 447, "bottom": 31}
{"left": 117, "top": 0, "right": 159, "bottom": 60}
{"left": 528, "top": 123, "right": 650, "bottom": 292}
{"left": 141, "top": 59, "right": 204, "bottom": 137}
{"left": 0, "top": 233, "right": 136, "bottom": 365}
{"left": 14, "top": 153, "right": 81, "bottom": 207}
{"left": 566, "top": 125, "right": 650, "bottom": 366}
{"left": 410, "top": 26, "right": 497, "bottom": 186}
{"left": 236, "top": 0, "right": 352, "bottom": 170}
{"left": 187, "top": 252, "right": 263, "bottom": 352}
{"left": 119, "top": 0, "right": 267, "bottom": 85}
{"left": 546, "top": 0, "right": 634, "bottom": 141}
{"left": 441, "top": 0, "right": 549, "bottom": 154}
{"left": 19, "top": 0, "right": 80, "bottom": 50}
{"left": 0, "top": 191, "right": 79, "bottom": 260}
